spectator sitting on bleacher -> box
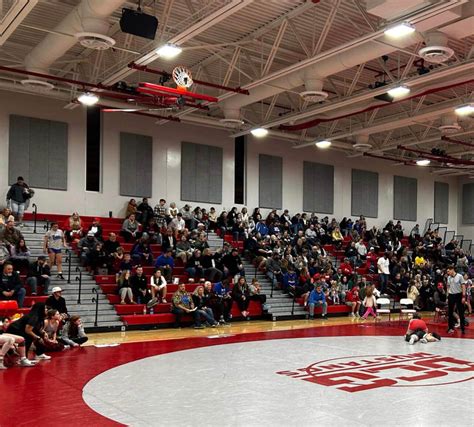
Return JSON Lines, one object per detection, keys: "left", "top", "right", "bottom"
{"left": 103, "top": 232, "right": 120, "bottom": 271}
{"left": 121, "top": 213, "right": 141, "bottom": 243}
{"left": 136, "top": 198, "right": 154, "bottom": 226}
{"left": 88, "top": 243, "right": 107, "bottom": 274}
{"left": 117, "top": 270, "right": 135, "bottom": 305}
{"left": 308, "top": 284, "right": 327, "bottom": 320}
{"left": 125, "top": 198, "right": 137, "bottom": 218}
{"left": 153, "top": 199, "right": 168, "bottom": 227}
{"left": 0, "top": 220, "right": 24, "bottom": 249}
{"left": 45, "top": 287, "right": 69, "bottom": 321}
{"left": 344, "top": 242, "right": 358, "bottom": 265}
{"left": 232, "top": 276, "right": 251, "bottom": 319}
{"left": 27, "top": 256, "right": 50, "bottom": 296}
{"left": 171, "top": 283, "right": 202, "bottom": 329}
{"left": 208, "top": 207, "right": 217, "bottom": 231}
{"left": 355, "top": 238, "right": 367, "bottom": 260}
{"left": 168, "top": 202, "right": 178, "bottom": 219}
{"left": 185, "top": 249, "right": 204, "bottom": 279}
{"left": 161, "top": 228, "right": 176, "bottom": 254}
{"left": 10, "top": 238, "right": 31, "bottom": 272}
{"left": 169, "top": 212, "right": 185, "bottom": 233}
{"left": 176, "top": 234, "right": 192, "bottom": 263}
{"left": 0, "top": 262, "right": 26, "bottom": 307}
{"left": 345, "top": 285, "right": 361, "bottom": 318}
{"left": 205, "top": 280, "right": 231, "bottom": 324}
{"left": 60, "top": 315, "right": 88, "bottom": 347}
{"left": 192, "top": 285, "right": 218, "bottom": 327}
{"left": 143, "top": 217, "right": 162, "bottom": 244}
{"left": 131, "top": 266, "right": 150, "bottom": 305}
{"left": 249, "top": 278, "right": 268, "bottom": 311}
{"left": 118, "top": 252, "right": 135, "bottom": 275}
{"left": 64, "top": 212, "right": 83, "bottom": 243}
{"left": 0, "top": 207, "right": 15, "bottom": 226}
{"left": 200, "top": 248, "right": 223, "bottom": 282}
{"left": 180, "top": 204, "right": 194, "bottom": 229}
{"left": 78, "top": 231, "right": 99, "bottom": 267}
{"left": 87, "top": 218, "right": 103, "bottom": 241}
{"left": 150, "top": 269, "right": 167, "bottom": 303}
{"left": 154, "top": 248, "right": 174, "bottom": 282}
{"left": 131, "top": 238, "right": 154, "bottom": 266}
{"left": 222, "top": 247, "right": 245, "bottom": 283}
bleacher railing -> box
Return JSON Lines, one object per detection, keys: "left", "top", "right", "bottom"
{"left": 75, "top": 266, "right": 82, "bottom": 304}
{"left": 32, "top": 203, "right": 38, "bottom": 233}
{"left": 65, "top": 249, "right": 72, "bottom": 284}
{"left": 91, "top": 287, "right": 99, "bottom": 327}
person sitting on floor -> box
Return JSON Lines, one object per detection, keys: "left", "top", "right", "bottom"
{"left": 171, "top": 283, "right": 202, "bottom": 329}
{"left": 39, "top": 309, "right": 65, "bottom": 352}
{"left": 45, "top": 287, "right": 69, "bottom": 321}
{"left": 404, "top": 313, "right": 429, "bottom": 345}
{"left": 308, "top": 284, "right": 328, "bottom": 320}
{"left": 0, "top": 327, "right": 35, "bottom": 369}
{"left": 192, "top": 285, "right": 218, "bottom": 327}
{"left": 0, "top": 262, "right": 26, "bottom": 308}
{"left": 26, "top": 256, "right": 51, "bottom": 296}
{"left": 60, "top": 315, "right": 88, "bottom": 347}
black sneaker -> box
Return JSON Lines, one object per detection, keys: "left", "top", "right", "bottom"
{"left": 194, "top": 324, "right": 205, "bottom": 329}
{"left": 447, "top": 329, "right": 455, "bottom": 334}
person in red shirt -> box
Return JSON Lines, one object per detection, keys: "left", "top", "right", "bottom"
{"left": 345, "top": 285, "right": 361, "bottom": 318}
{"left": 405, "top": 313, "right": 428, "bottom": 344}
{"left": 339, "top": 258, "right": 354, "bottom": 277}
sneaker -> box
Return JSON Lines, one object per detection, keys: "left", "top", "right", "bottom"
{"left": 57, "top": 274, "right": 65, "bottom": 280}
{"left": 193, "top": 325, "right": 205, "bottom": 329}
{"left": 35, "top": 354, "right": 52, "bottom": 360}
{"left": 447, "top": 329, "right": 455, "bottom": 334}
{"left": 219, "top": 320, "right": 229, "bottom": 326}
{"left": 321, "top": 314, "right": 327, "bottom": 320}
{"left": 147, "top": 298, "right": 158, "bottom": 308}
{"left": 309, "top": 315, "right": 314, "bottom": 320}
{"left": 63, "top": 345, "right": 70, "bottom": 350}
{"left": 211, "top": 322, "right": 218, "bottom": 328}
{"left": 420, "top": 338, "right": 428, "bottom": 344}
{"left": 162, "top": 298, "right": 167, "bottom": 304}
{"left": 409, "top": 335, "right": 418, "bottom": 345}
{"left": 20, "top": 358, "right": 36, "bottom": 367}
{"left": 355, "top": 313, "right": 361, "bottom": 318}
{"left": 349, "top": 313, "right": 355, "bottom": 318}
{"left": 455, "top": 322, "right": 460, "bottom": 329}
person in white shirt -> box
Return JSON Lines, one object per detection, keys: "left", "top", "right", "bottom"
{"left": 377, "top": 252, "right": 390, "bottom": 294}
{"left": 169, "top": 213, "right": 186, "bottom": 232}
{"left": 355, "top": 238, "right": 367, "bottom": 259}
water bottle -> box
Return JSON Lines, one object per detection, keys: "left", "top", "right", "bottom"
{"left": 150, "top": 307, "right": 154, "bottom": 315}
{"left": 143, "top": 306, "right": 146, "bottom": 315}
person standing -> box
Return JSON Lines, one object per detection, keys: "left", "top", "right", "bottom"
{"left": 43, "top": 222, "right": 67, "bottom": 279}
{"left": 377, "top": 252, "right": 390, "bottom": 294}
{"left": 6, "top": 176, "right": 33, "bottom": 226}
{"left": 446, "top": 265, "right": 466, "bottom": 334}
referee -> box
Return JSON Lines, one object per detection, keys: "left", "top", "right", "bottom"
{"left": 446, "top": 265, "right": 466, "bottom": 334}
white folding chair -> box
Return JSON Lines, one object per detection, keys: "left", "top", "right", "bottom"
{"left": 399, "top": 298, "right": 416, "bottom": 324}
{"left": 376, "top": 297, "right": 391, "bottom": 324}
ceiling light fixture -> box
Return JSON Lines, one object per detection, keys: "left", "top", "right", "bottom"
{"left": 387, "top": 85, "right": 410, "bottom": 98}
{"left": 384, "top": 22, "right": 415, "bottom": 38}
{"left": 315, "top": 140, "right": 332, "bottom": 149}
{"left": 156, "top": 44, "right": 182, "bottom": 59}
{"left": 454, "top": 103, "right": 474, "bottom": 116}
{"left": 78, "top": 92, "right": 99, "bottom": 106}
{"left": 416, "top": 159, "right": 431, "bottom": 166}
{"left": 250, "top": 127, "right": 269, "bottom": 138}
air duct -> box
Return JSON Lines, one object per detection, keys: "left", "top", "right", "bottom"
{"left": 300, "top": 73, "right": 327, "bottom": 103}
{"left": 352, "top": 134, "right": 372, "bottom": 152}
{"left": 438, "top": 113, "right": 462, "bottom": 134}
{"left": 418, "top": 31, "right": 454, "bottom": 63}
{"left": 23, "top": 0, "right": 126, "bottom": 79}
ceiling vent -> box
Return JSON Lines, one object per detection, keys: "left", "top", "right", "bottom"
{"left": 219, "top": 118, "right": 245, "bottom": 128}
{"left": 300, "top": 90, "right": 328, "bottom": 103}
{"left": 75, "top": 32, "right": 115, "bottom": 50}
{"left": 418, "top": 31, "right": 454, "bottom": 63}
{"left": 438, "top": 114, "right": 462, "bottom": 134}
{"left": 353, "top": 135, "right": 372, "bottom": 152}
{"left": 20, "top": 79, "right": 54, "bottom": 92}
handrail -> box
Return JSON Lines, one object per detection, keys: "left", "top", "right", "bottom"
{"left": 75, "top": 266, "right": 82, "bottom": 304}
{"left": 65, "top": 249, "right": 72, "bottom": 284}
{"left": 91, "top": 287, "right": 99, "bottom": 327}
{"left": 32, "top": 203, "right": 38, "bottom": 233}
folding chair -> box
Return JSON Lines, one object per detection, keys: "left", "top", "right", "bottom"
{"left": 433, "top": 306, "right": 448, "bottom": 323}
{"left": 399, "top": 298, "right": 416, "bottom": 324}
{"left": 376, "top": 297, "right": 392, "bottom": 324}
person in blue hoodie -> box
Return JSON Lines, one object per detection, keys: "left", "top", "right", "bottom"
{"left": 308, "top": 284, "right": 327, "bottom": 320}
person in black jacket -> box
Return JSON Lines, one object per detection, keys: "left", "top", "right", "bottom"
{"left": 26, "top": 256, "right": 51, "bottom": 295}
{"left": 0, "top": 262, "right": 26, "bottom": 307}
{"left": 161, "top": 228, "right": 176, "bottom": 254}
{"left": 87, "top": 218, "right": 103, "bottom": 241}
{"left": 45, "top": 287, "right": 69, "bottom": 320}
{"left": 136, "top": 198, "right": 154, "bottom": 226}
{"left": 130, "top": 266, "right": 151, "bottom": 305}
{"left": 192, "top": 285, "right": 218, "bottom": 327}
{"left": 185, "top": 249, "right": 204, "bottom": 279}
{"left": 232, "top": 276, "right": 250, "bottom": 318}
{"left": 6, "top": 176, "right": 32, "bottom": 225}
{"left": 222, "top": 248, "right": 244, "bottom": 282}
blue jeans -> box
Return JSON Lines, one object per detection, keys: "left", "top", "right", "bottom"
{"left": 309, "top": 301, "right": 327, "bottom": 317}
{"left": 26, "top": 277, "right": 50, "bottom": 295}
{"left": 379, "top": 274, "right": 389, "bottom": 294}
{"left": 13, "top": 287, "right": 26, "bottom": 308}
{"left": 197, "top": 307, "right": 216, "bottom": 325}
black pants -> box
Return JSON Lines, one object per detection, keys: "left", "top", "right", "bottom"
{"left": 59, "top": 337, "right": 88, "bottom": 346}
{"left": 233, "top": 296, "right": 250, "bottom": 312}
{"left": 249, "top": 294, "right": 266, "bottom": 304}
{"left": 448, "top": 293, "right": 465, "bottom": 331}
{"left": 405, "top": 329, "right": 425, "bottom": 342}
{"left": 210, "top": 298, "right": 233, "bottom": 321}
{"left": 171, "top": 307, "right": 199, "bottom": 327}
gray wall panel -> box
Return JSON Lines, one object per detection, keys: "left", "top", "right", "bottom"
{"left": 120, "top": 132, "right": 152, "bottom": 198}
{"left": 394, "top": 176, "right": 417, "bottom": 221}
{"left": 434, "top": 181, "right": 449, "bottom": 224}
{"left": 9, "top": 115, "right": 68, "bottom": 190}
{"left": 303, "top": 161, "right": 334, "bottom": 214}
{"left": 181, "top": 141, "right": 222, "bottom": 203}
{"left": 259, "top": 154, "right": 282, "bottom": 209}
{"left": 462, "top": 183, "right": 474, "bottom": 224}
{"left": 351, "top": 169, "right": 378, "bottom": 218}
